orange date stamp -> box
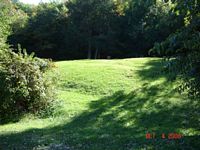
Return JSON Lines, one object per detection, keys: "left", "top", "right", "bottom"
{"left": 146, "top": 133, "right": 183, "bottom": 139}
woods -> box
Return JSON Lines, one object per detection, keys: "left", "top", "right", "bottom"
{"left": 8, "top": 0, "right": 183, "bottom": 59}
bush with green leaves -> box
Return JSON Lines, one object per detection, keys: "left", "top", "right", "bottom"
{"left": 0, "top": 48, "right": 56, "bottom": 121}
{"left": 0, "top": 1, "right": 56, "bottom": 121}
{"left": 150, "top": 3, "right": 200, "bottom": 98}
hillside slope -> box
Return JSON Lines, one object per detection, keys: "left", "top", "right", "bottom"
{"left": 0, "top": 58, "right": 199, "bottom": 149}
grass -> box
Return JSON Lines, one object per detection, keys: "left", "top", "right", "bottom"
{"left": 0, "top": 58, "right": 199, "bottom": 149}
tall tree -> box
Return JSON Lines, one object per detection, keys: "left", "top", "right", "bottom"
{"left": 66, "top": 0, "right": 117, "bottom": 59}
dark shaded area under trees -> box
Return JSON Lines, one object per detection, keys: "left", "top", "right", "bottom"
{"left": 8, "top": 0, "right": 184, "bottom": 60}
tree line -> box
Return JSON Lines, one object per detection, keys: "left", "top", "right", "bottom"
{"left": 9, "top": 0, "right": 184, "bottom": 60}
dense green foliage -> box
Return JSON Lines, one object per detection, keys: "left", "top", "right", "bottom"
{"left": 0, "top": 0, "right": 14, "bottom": 51}
{"left": 9, "top": 0, "right": 183, "bottom": 59}
{"left": 0, "top": 49, "right": 56, "bottom": 121}
{"left": 0, "top": 0, "right": 56, "bottom": 121}
{"left": 151, "top": 0, "right": 200, "bottom": 97}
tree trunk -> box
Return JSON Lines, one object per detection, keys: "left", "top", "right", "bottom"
{"left": 87, "top": 39, "right": 91, "bottom": 59}
{"left": 94, "top": 47, "right": 98, "bottom": 59}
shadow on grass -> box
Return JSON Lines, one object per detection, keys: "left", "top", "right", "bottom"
{"left": 0, "top": 59, "right": 199, "bottom": 149}
{"left": 135, "top": 59, "right": 177, "bottom": 82}
{"left": 0, "top": 103, "right": 57, "bottom": 125}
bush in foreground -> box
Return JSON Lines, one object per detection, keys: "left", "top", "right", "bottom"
{"left": 0, "top": 48, "right": 56, "bottom": 122}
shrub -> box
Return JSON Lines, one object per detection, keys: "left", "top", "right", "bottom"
{"left": 150, "top": 15, "right": 200, "bottom": 98}
{"left": 0, "top": 47, "right": 56, "bottom": 121}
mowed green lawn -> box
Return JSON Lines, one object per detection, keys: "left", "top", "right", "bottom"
{"left": 0, "top": 58, "right": 199, "bottom": 149}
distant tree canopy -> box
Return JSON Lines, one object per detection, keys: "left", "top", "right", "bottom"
{"left": 8, "top": 0, "right": 183, "bottom": 60}
{"left": 0, "top": 0, "right": 22, "bottom": 50}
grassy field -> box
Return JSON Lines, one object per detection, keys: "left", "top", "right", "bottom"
{"left": 0, "top": 58, "right": 199, "bottom": 149}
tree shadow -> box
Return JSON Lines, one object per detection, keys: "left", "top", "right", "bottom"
{"left": 0, "top": 59, "right": 199, "bottom": 149}
{"left": 135, "top": 59, "right": 174, "bottom": 82}
{"left": 0, "top": 88, "right": 199, "bottom": 149}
